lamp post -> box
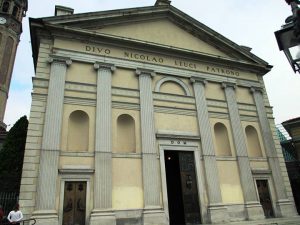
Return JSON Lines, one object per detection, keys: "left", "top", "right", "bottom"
{"left": 275, "top": 0, "right": 300, "bottom": 73}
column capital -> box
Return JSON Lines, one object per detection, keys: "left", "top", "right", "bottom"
{"left": 221, "top": 82, "right": 236, "bottom": 89}
{"left": 250, "top": 86, "right": 263, "bottom": 94}
{"left": 135, "top": 68, "right": 155, "bottom": 77}
{"left": 94, "top": 62, "right": 116, "bottom": 72}
{"left": 190, "top": 77, "right": 207, "bottom": 85}
{"left": 48, "top": 56, "right": 72, "bottom": 66}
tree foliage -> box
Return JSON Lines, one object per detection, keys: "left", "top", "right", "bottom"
{"left": 0, "top": 116, "right": 28, "bottom": 193}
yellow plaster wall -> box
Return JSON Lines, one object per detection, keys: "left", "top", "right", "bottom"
{"left": 155, "top": 113, "right": 199, "bottom": 134}
{"left": 59, "top": 156, "right": 94, "bottom": 168}
{"left": 66, "top": 62, "right": 96, "bottom": 84}
{"left": 112, "top": 109, "right": 141, "bottom": 153}
{"left": 210, "top": 118, "right": 236, "bottom": 157}
{"left": 236, "top": 86, "right": 254, "bottom": 104}
{"left": 217, "top": 161, "right": 244, "bottom": 204}
{"left": 112, "top": 68, "right": 138, "bottom": 89}
{"left": 112, "top": 158, "right": 143, "bottom": 209}
{"left": 205, "top": 82, "right": 225, "bottom": 101}
{"left": 61, "top": 104, "right": 95, "bottom": 152}
{"left": 97, "top": 19, "right": 230, "bottom": 58}
{"left": 249, "top": 161, "right": 269, "bottom": 170}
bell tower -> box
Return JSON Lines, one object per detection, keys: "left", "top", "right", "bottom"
{"left": 0, "top": 0, "right": 27, "bottom": 131}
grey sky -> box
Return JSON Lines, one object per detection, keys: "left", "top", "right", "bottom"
{"left": 4, "top": 0, "right": 300, "bottom": 129}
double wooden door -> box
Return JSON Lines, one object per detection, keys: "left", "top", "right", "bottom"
{"left": 63, "top": 182, "right": 87, "bottom": 225}
{"left": 165, "top": 151, "right": 201, "bottom": 225}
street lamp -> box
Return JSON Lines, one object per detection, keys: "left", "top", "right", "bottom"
{"left": 275, "top": 0, "right": 300, "bottom": 73}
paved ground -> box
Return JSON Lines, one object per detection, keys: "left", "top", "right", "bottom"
{"left": 201, "top": 216, "right": 300, "bottom": 225}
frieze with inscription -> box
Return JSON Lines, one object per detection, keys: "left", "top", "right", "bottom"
{"left": 81, "top": 43, "right": 245, "bottom": 78}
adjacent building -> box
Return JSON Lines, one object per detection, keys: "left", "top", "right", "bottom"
{"left": 279, "top": 118, "right": 300, "bottom": 214}
{"left": 0, "top": 0, "right": 28, "bottom": 131}
{"left": 20, "top": 1, "right": 299, "bottom": 224}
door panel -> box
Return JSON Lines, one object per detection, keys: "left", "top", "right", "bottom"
{"left": 63, "top": 182, "right": 86, "bottom": 225}
{"left": 179, "top": 152, "right": 201, "bottom": 224}
{"left": 164, "top": 151, "right": 201, "bottom": 225}
{"left": 256, "top": 180, "right": 274, "bottom": 218}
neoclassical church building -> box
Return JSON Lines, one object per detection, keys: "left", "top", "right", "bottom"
{"left": 20, "top": 0, "right": 299, "bottom": 224}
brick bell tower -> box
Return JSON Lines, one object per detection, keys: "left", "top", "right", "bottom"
{"left": 0, "top": 0, "right": 27, "bottom": 131}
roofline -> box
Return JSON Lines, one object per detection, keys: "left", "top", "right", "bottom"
{"left": 29, "top": 4, "right": 272, "bottom": 74}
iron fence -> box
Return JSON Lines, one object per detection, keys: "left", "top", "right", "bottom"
{"left": 0, "top": 192, "right": 19, "bottom": 216}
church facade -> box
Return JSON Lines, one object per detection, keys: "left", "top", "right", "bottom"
{"left": 20, "top": 1, "right": 298, "bottom": 224}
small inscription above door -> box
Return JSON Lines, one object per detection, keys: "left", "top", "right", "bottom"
{"left": 63, "top": 182, "right": 86, "bottom": 225}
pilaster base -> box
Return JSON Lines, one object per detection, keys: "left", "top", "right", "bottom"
{"left": 90, "top": 209, "right": 116, "bottom": 225}
{"left": 276, "top": 199, "right": 298, "bottom": 217}
{"left": 245, "top": 201, "right": 265, "bottom": 220}
{"left": 208, "top": 203, "right": 229, "bottom": 224}
{"left": 143, "top": 208, "right": 167, "bottom": 225}
{"left": 31, "top": 210, "right": 59, "bottom": 225}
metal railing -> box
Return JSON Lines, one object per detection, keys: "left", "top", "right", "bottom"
{"left": 1, "top": 218, "right": 36, "bottom": 225}
{"left": 0, "top": 192, "right": 19, "bottom": 215}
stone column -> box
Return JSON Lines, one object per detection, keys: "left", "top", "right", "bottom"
{"left": 251, "top": 87, "right": 297, "bottom": 217}
{"left": 136, "top": 69, "right": 167, "bottom": 225}
{"left": 90, "top": 63, "right": 116, "bottom": 225}
{"left": 33, "top": 57, "right": 72, "bottom": 225}
{"left": 191, "top": 77, "right": 228, "bottom": 224}
{"left": 222, "top": 82, "right": 264, "bottom": 220}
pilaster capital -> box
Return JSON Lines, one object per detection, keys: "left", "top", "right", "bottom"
{"left": 94, "top": 62, "right": 116, "bottom": 72}
{"left": 135, "top": 68, "right": 155, "bottom": 77}
{"left": 48, "top": 56, "right": 72, "bottom": 66}
{"left": 190, "top": 77, "right": 207, "bottom": 85}
{"left": 250, "top": 86, "right": 263, "bottom": 94}
{"left": 221, "top": 82, "right": 236, "bottom": 90}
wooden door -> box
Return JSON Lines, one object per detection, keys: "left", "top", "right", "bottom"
{"left": 179, "top": 152, "right": 201, "bottom": 224}
{"left": 256, "top": 180, "right": 274, "bottom": 218}
{"left": 63, "top": 182, "right": 86, "bottom": 225}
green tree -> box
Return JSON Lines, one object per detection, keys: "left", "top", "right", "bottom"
{"left": 0, "top": 116, "right": 28, "bottom": 193}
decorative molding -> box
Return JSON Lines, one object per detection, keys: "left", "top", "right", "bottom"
{"left": 190, "top": 77, "right": 207, "bottom": 85}
{"left": 222, "top": 81, "right": 236, "bottom": 89}
{"left": 136, "top": 68, "right": 155, "bottom": 77}
{"left": 156, "top": 130, "right": 200, "bottom": 140}
{"left": 251, "top": 169, "right": 272, "bottom": 175}
{"left": 155, "top": 76, "right": 191, "bottom": 96}
{"left": 112, "top": 153, "right": 142, "bottom": 158}
{"left": 48, "top": 55, "right": 72, "bottom": 66}
{"left": 153, "top": 92, "right": 195, "bottom": 104}
{"left": 154, "top": 106, "right": 196, "bottom": 116}
{"left": 58, "top": 168, "right": 95, "bottom": 174}
{"left": 94, "top": 62, "right": 116, "bottom": 72}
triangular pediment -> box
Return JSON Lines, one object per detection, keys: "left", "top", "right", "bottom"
{"left": 31, "top": 5, "right": 271, "bottom": 73}
{"left": 89, "top": 19, "right": 231, "bottom": 58}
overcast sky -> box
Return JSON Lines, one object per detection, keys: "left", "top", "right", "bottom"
{"left": 3, "top": 0, "right": 300, "bottom": 129}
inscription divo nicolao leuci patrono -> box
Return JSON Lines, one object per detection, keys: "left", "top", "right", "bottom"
{"left": 85, "top": 45, "right": 239, "bottom": 77}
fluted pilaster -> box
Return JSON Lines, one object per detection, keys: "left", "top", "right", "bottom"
{"left": 251, "top": 87, "right": 286, "bottom": 200}
{"left": 251, "top": 87, "right": 297, "bottom": 217}
{"left": 222, "top": 82, "right": 264, "bottom": 219}
{"left": 94, "top": 62, "right": 115, "bottom": 209}
{"left": 136, "top": 68, "right": 161, "bottom": 207}
{"left": 191, "top": 77, "right": 228, "bottom": 223}
{"left": 36, "top": 57, "right": 72, "bottom": 210}
{"left": 191, "top": 78, "right": 223, "bottom": 203}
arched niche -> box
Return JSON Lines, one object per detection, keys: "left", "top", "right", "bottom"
{"left": 67, "top": 110, "right": 89, "bottom": 152}
{"left": 116, "top": 114, "right": 136, "bottom": 153}
{"left": 2, "top": 1, "right": 10, "bottom": 13}
{"left": 245, "top": 125, "right": 263, "bottom": 157}
{"left": 214, "top": 122, "right": 232, "bottom": 156}
{"left": 155, "top": 77, "right": 191, "bottom": 96}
